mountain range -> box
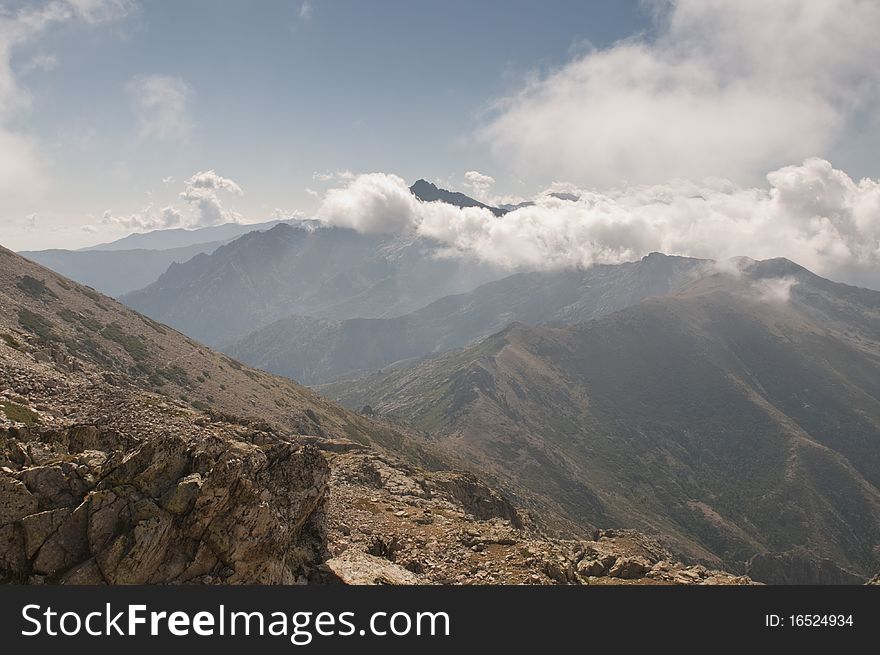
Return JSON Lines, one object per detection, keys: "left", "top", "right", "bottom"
{"left": 323, "top": 258, "right": 880, "bottom": 581}
{"left": 20, "top": 219, "right": 289, "bottom": 297}
{"left": 227, "top": 253, "right": 709, "bottom": 384}
{"left": 0, "top": 244, "right": 749, "bottom": 586}
{"left": 8, "top": 176, "right": 880, "bottom": 584}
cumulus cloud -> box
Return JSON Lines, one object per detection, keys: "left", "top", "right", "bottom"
{"left": 463, "top": 171, "right": 495, "bottom": 200}
{"left": 97, "top": 170, "right": 247, "bottom": 234}
{"left": 100, "top": 205, "right": 183, "bottom": 231}
{"left": 480, "top": 0, "right": 880, "bottom": 186}
{"left": 315, "top": 159, "right": 880, "bottom": 289}
{"left": 178, "top": 170, "right": 244, "bottom": 227}
{"left": 126, "top": 74, "right": 193, "bottom": 142}
{"left": 298, "top": 1, "right": 312, "bottom": 20}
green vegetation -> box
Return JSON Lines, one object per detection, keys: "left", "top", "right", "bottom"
{"left": 191, "top": 399, "right": 211, "bottom": 411}
{"left": 0, "top": 333, "right": 20, "bottom": 349}
{"left": 17, "top": 275, "right": 58, "bottom": 300}
{"left": 222, "top": 356, "right": 243, "bottom": 370}
{"left": 17, "top": 308, "right": 55, "bottom": 341}
{"left": 0, "top": 401, "right": 39, "bottom": 427}
{"left": 141, "top": 316, "right": 167, "bottom": 334}
{"left": 101, "top": 322, "right": 148, "bottom": 361}
{"left": 57, "top": 308, "right": 102, "bottom": 332}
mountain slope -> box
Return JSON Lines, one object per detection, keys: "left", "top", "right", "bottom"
{"left": 324, "top": 259, "right": 880, "bottom": 580}
{"left": 20, "top": 242, "right": 223, "bottom": 297}
{"left": 0, "top": 244, "right": 440, "bottom": 463}
{"left": 228, "top": 253, "right": 708, "bottom": 384}
{"left": 123, "top": 223, "right": 505, "bottom": 347}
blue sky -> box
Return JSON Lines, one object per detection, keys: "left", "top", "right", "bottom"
{"left": 2, "top": 0, "right": 650, "bottom": 248}
{"left": 2, "top": 0, "right": 880, "bottom": 263}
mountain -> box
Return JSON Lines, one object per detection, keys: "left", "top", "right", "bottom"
{"left": 228, "top": 253, "right": 708, "bottom": 384}
{"left": 0, "top": 244, "right": 749, "bottom": 586}
{"left": 19, "top": 242, "right": 223, "bottom": 297}
{"left": 410, "top": 179, "right": 507, "bottom": 216}
{"left": 324, "top": 258, "right": 880, "bottom": 581}
{"left": 20, "top": 220, "right": 292, "bottom": 298}
{"left": 80, "top": 219, "right": 288, "bottom": 251}
{"left": 123, "top": 222, "right": 505, "bottom": 347}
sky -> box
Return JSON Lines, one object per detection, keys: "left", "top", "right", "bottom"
{"left": 1, "top": 0, "right": 880, "bottom": 290}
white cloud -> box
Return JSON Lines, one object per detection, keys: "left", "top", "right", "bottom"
{"left": 126, "top": 73, "right": 193, "bottom": 142}
{"left": 753, "top": 277, "right": 798, "bottom": 304}
{"left": 298, "top": 1, "right": 312, "bottom": 20}
{"left": 271, "top": 208, "right": 305, "bottom": 220}
{"left": 100, "top": 205, "right": 183, "bottom": 231}
{"left": 315, "top": 159, "right": 880, "bottom": 289}
{"left": 312, "top": 170, "right": 355, "bottom": 183}
{"left": 481, "top": 0, "right": 880, "bottom": 186}
{"left": 463, "top": 171, "right": 495, "bottom": 200}
{"left": 182, "top": 169, "right": 242, "bottom": 195}
{"left": 179, "top": 170, "right": 244, "bottom": 227}
{"left": 96, "top": 170, "right": 247, "bottom": 235}
{"left": 319, "top": 173, "right": 419, "bottom": 234}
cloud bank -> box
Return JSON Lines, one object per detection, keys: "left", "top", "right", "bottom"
{"left": 100, "top": 170, "right": 245, "bottom": 232}
{"left": 480, "top": 0, "right": 880, "bottom": 186}
{"left": 315, "top": 159, "right": 880, "bottom": 289}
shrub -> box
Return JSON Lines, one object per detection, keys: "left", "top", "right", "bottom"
{"left": 101, "top": 322, "right": 148, "bottom": 361}
{"left": 0, "top": 401, "right": 39, "bottom": 427}
{"left": 17, "top": 275, "right": 57, "bottom": 300}
{"left": 17, "top": 308, "right": 55, "bottom": 341}
{"left": 0, "top": 333, "right": 20, "bottom": 349}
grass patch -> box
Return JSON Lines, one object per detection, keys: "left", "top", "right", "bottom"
{"left": 141, "top": 316, "right": 167, "bottom": 334}
{"left": 17, "top": 275, "right": 58, "bottom": 300}
{"left": 0, "top": 401, "right": 39, "bottom": 427}
{"left": 222, "top": 356, "right": 243, "bottom": 370}
{"left": 101, "top": 322, "right": 148, "bottom": 361}
{"left": 1, "top": 333, "right": 20, "bottom": 349}
{"left": 160, "top": 365, "right": 190, "bottom": 386}
{"left": 57, "top": 308, "right": 101, "bottom": 332}
{"left": 17, "top": 308, "right": 55, "bottom": 341}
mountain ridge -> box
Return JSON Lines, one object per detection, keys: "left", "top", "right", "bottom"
{"left": 323, "top": 259, "right": 880, "bottom": 581}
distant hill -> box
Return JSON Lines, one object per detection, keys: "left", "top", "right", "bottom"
{"left": 80, "top": 219, "right": 289, "bottom": 251}
{"left": 20, "top": 220, "right": 291, "bottom": 297}
{"left": 123, "top": 223, "right": 506, "bottom": 347}
{"left": 324, "top": 258, "right": 880, "bottom": 581}
{"left": 20, "top": 242, "right": 223, "bottom": 297}
{"left": 228, "top": 253, "right": 708, "bottom": 384}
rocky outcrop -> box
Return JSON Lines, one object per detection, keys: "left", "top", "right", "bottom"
{"left": 323, "top": 450, "right": 754, "bottom": 585}
{"left": 323, "top": 549, "right": 426, "bottom": 585}
{"left": 746, "top": 552, "right": 867, "bottom": 585}
{"left": 0, "top": 425, "right": 329, "bottom": 584}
